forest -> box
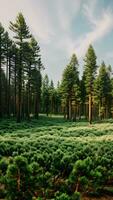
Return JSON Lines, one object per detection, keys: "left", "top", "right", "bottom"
{"left": 0, "top": 13, "right": 113, "bottom": 200}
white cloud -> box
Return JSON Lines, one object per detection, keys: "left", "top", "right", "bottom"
{"left": 49, "top": 0, "right": 113, "bottom": 63}
{"left": 106, "top": 52, "right": 113, "bottom": 59}
{"left": 73, "top": 1, "right": 113, "bottom": 58}
{"left": 0, "top": 0, "right": 113, "bottom": 84}
{"left": 56, "top": 0, "right": 81, "bottom": 31}
{"left": 0, "top": 0, "right": 54, "bottom": 43}
{"left": 82, "top": 0, "right": 97, "bottom": 26}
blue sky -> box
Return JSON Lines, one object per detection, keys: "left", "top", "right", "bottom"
{"left": 0, "top": 0, "right": 113, "bottom": 85}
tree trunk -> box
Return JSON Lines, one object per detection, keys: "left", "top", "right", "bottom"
{"left": 73, "top": 103, "right": 76, "bottom": 121}
{"left": 66, "top": 98, "right": 69, "bottom": 120}
{"left": 27, "top": 64, "right": 31, "bottom": 120}
{"left": 64, "top": 106, "right": 66, "bottom": 119}
{"left": 8, "top": 58, "right": 10, "bottom": 117}
{"left": 69, "top": 99, "right": 72, "bottom": 120}
{"left": 0, "top": 36, "right": 2, "bottom": 118}
{"left": 78, "top": 104, "right": 81, "bottom": 120}
{"left": 99, "top": 102, "right": 101, "bottom": 120}
{"left": 35, "top": 93, "right": 39, "bottom": 119}
{"left": 5, "top": 54, "right": 9, "bottom": 116}
{"left": 89, "top": 94, "right": 92, "bottom": 124}
{"left": 14, "top": 55, "right": 17, "bottom": 117}
{"left": 17, "top": 50, "right": 22, "bottom": 123}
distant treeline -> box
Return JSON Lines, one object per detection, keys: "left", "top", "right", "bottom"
{"left": 0, "top": 13, "right": 113, "bottom": 123}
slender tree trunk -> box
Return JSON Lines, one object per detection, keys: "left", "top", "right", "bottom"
{"left": 75, "top": 177, "right": 80, "bottom": 192}
{"left": 66, "top": 98, "right": 69, "bottom": 120}
{"left": 0, "top": 36, "right": 2, "bottom": 118}
{"left": 85, "top": 103, "right": 88, "bottom": 120}
{"left": 64, "top": 106, "right": 66, "bottom": 119}
{"left": 6, "top": 54, "right": 9, "bottom": 116}
{"left": 106, "top": 104, "right": 109, "bottom": 119}
{"left": 14, "top": 56, "right": 17, "bottom": 117}
{"left": 17, "top": 50, "right": 22, "bottom": 123}
{"left": 27, "top": 85, "right": 30, "bottom": 119}
{"left": 69, "top": 99, "right": 72, "bottom": 120}
{"left": 22, "top": 80, "right": 25, "bottom": 120}
{"left": 35, "top": 92, "right": 39, "bottom": 119}
{"left": 27, "top": 64, "right": 31, "bottom": 120}
{"left": 89, "top": 93, "right": 92, "bottom": 124}
{"left": 99, "top": 102, "right": 101, "bottom": 120}
{"left": 73, "top": 102, "right": 76, "bottom": 121}
{"left": 8, "top": 56, "right": 11, "bottom": 117}
{"left": 78, "top": 104, "right": 81, "bottom": 120}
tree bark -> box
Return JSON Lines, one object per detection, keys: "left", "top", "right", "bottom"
{"left": 0, "top": 36, "right": 2, "bottom": 118}
{"left": 89, "top": 93, "right": 92, "bottom": 124}
{"left": 14, "top": 55, "right": 17, "bottom": 117}
{"left": 17, "top": 49, "right": 22, "bottom": 123}
{"left": 69, "top": 99, "right": 72, "bottom": 120}
{"left": 7, "top": 56, "right": 11, "bottom": 117}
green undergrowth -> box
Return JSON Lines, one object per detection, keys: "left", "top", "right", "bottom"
{"left": 0, "top": 116, "right": 113, "bottom": 199}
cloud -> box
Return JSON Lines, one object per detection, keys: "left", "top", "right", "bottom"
{"left": 106, "top": 52, "right": 113, "bottom": 59}
{"left": 48, "top": 0, "right": 113, "bottom": 63}
{"left": 0, "top": 0, "right": 54, "bottom": 43}
{"left": 56, "top": 0, "right": 81, "bottom": 31}
{"left": 0, "top": 0, "right": 113, "bottom": 84}
{"left": 73, "top": 1, "right": 113, "bottom": 58}
{"left": 82, "top": 0, "right": 97, "bottom": 26}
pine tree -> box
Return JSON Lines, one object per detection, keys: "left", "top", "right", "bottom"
{"left": 80, "top": 73, "right": 87, "bottom": 119}
{"left": 41, "top": 75, "right": 50, "bottom": 116}
{"left": 30, "top": 36, "right": 42, "bottom": 119}
{"left": 4, "top": 32, "right": 13, "bottom": 117}
{"left": 10, "top": 13, "right": 31, "bottom": 122}
{"left": 49, "top": 80, "right": 55, "bottom": 114}
{"left": 0, "top": 23, "right": 5, "bottom": 118}
{"left": 94, "top": 62, "right": 112, "bottom": 119}
{"left": 83, "top": 45, "right": 97, "bottom": 124}
{"left": 4, "top": 32, "right": 10, "bottom": 116}
{"left": 32, "top": 68, "right": 42, "bottom": 119}
{"left": 55, "top": 81, "right": 61, "bottom": 114}
{"left": 60, "top": 54, "right": 79, "bottom": 120}
{"left": 24, "top": 36, "right": 42, "bottom": 119}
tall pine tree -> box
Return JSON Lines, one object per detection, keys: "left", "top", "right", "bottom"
{"left": 60, "top": 54, "right": 79, "bottom": 120}
{"left": 84, "top": 45, "right": 97, "bottom": 124}
{"left": 10, "top": 13, "right": 31, "bottom": 122}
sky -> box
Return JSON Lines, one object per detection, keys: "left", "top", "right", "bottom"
{"left": 0, "top": 0, "right": 113, "bottom": 85}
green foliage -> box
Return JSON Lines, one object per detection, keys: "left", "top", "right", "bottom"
{"left": 60, "top": 54, "right": 80, "bottom": 120}
{"left": 0, "top": 117, "right": 113, "bottom": 199}
{"left": 61, "top": 54, "right": 79, "bottom": 95}
{"left": 0, "top": 158, "right": 8, "bottom": 175}
{"left": 41, "top": 74, "right": 50, "bottom": 115}
{"left": 84, "top": 45, "right": 97, "bottom": 94}
{"left": 10, "top": 12, "right": 31, "bottom": 40}
{"left": 83, "top": 45, "right": 97, "bottom": 123}
{"left": 6, "top": 156, "right": 33, "bottom": 200}
{"left": 1, "top": 11, "right": 113, "bottom": 200}
{"left": 72, "top": 192, "right": 81, "bottom": 200}
{"left": 94, "top": 62, "right": 112, "bottom": 118}
{"left": 55, "top": 193, "right": 70, "bottom": 200}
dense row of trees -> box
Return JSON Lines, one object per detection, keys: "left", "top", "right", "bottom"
{"left": 0, "top": 13, "right": 43, "bottom": 122}
{"left": 37, "top": 46, "right": 113, "bottom": 124}
{"left": 0, "top": 13, "right": 113, "bottom": 124}
{"left": 60, "top": 45, "right": 113, "bottom": 124}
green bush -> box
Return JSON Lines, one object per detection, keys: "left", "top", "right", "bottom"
{"left": 72, "top": 192, "right": 81, "bottom": 200}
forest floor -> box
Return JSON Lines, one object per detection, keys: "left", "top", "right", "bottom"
{"left": 0, "top": 115, "right": 113, "bottom": 199}
{"left": 1, "top": 115, "right": 113, "bottom": 143}
{"left": 83, "top": 196, "right": 113, "bottom": 200}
